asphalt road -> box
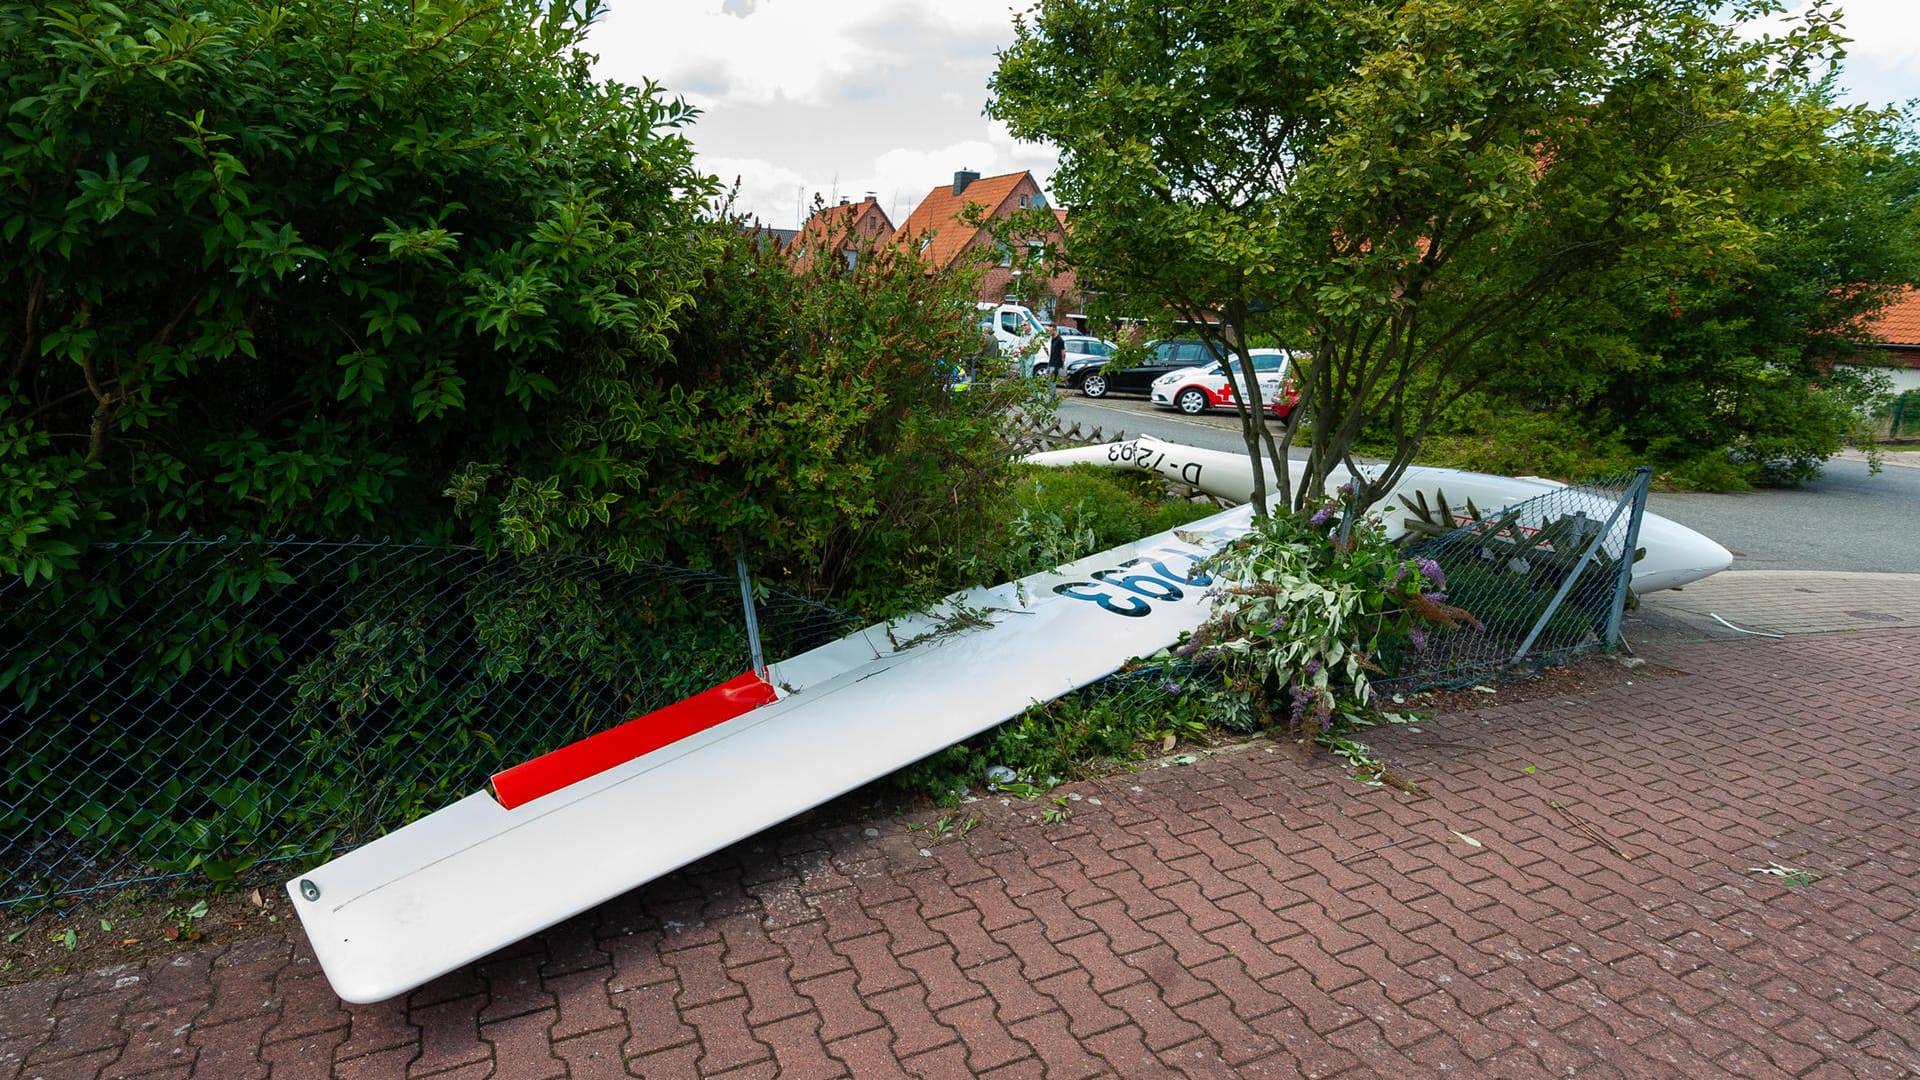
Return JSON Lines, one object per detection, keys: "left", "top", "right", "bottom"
{"left": 1055, "top": 394, "right": 1290, "bottom": 456}
{"left": 1648, "top": 455, "right": 1919, "bottom": 574}
{"left": 1053, "top": 394, "right": 1919, "bottom": 574}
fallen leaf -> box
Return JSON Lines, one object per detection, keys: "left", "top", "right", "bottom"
{"left": 248, "top": 888, "right": 264, "bottom": 908}
{"left": 161, "top": 926, "right": 179, "bottom": 941}
{"left": 1450, "top": 830, "right": 1483, "bottom": 848}
{"left": 1160, "top": 734, "right": 1177, "bottom": 753}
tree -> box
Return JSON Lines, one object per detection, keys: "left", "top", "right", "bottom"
{"left": 0, "top": 0, "right": 711, "bottom": 583}
{"left": 448, "top": 209, "right": 1045, "bottom": 614}
{"left": 990, "top": 0, "right": 1885, "bottom": 513}
{"left": 2, "top": 0, "right": 1045, "bottom": 616}
{"left": 1568, "top": 130, "right": 1920, "bottom": 486}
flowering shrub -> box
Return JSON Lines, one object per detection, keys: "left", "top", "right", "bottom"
{"left": 1178, "top": 496, "right": 1479, "bottom": 749}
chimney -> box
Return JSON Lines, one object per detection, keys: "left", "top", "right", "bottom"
{"left": 953, "top": 169, "right": 980, "bottom": 196}
{"left": 863, "top": 191, "right": 876, "bottom": 203}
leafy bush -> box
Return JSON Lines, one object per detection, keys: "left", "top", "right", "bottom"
{"left": 446, "top": 213, "right": 1054, "bottom": 617}
{"left": 887, "top": 663, "right": 1227, "bottom": 804}
{"left": 981, "top": 465, "right": 1219, "bottom": 582}
{"left": 1882, "top": 389, "right": 1920, "bottom": 439}
{"left": 0, "top": 0, "right": 713, "bottom": 583}
{"left": 1397, "top": 394, "right": 1640, "bottom": 483}
{"left": 1180, "top": 500, "right": 1476, "bottom": 747}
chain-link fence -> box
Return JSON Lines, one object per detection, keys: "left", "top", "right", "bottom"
{"left": 0, "top": 537, "right": 854, "bottom": 913}
{"left": 1019, "top": 469, "right": 1651, "bottom": 749}
{"left": 3, "top": 460, "right": 1648, "bottom": 913}
{"left": 1882, "top": 389, "right": 1919, "bottom": 440}
{"left": 1377, "top": 467, "right": 1651, "bottom": 693}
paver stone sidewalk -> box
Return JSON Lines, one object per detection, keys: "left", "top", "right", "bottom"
{"left": 4, "top": 625, "right": 1918, "bottom": 1078}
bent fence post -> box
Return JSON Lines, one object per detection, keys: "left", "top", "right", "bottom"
{"left": 1603, "top": 467, "right": 1653, "bottom": 649}
{"left": 1509, "top": 472, "right": 1642, "bottom": 667}
{"left": 736, "top": 549, "right": 768, "bottom": 683}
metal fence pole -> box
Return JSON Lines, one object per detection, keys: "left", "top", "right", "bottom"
{"left": 736, "top": 550, "right": 768, "bottom": 682}
{"left": 1509, "top": 474, "right": 1640, "bottom": 666}
{"left": 1602, "top": 467, "right": 1653, "bottom": 648}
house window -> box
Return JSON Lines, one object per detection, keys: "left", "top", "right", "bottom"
{"left": 844, "top": 249, "right": 857, "bottom": 269}
{"left": 1018, "top": 194, "right": 1030, "bottom": 209}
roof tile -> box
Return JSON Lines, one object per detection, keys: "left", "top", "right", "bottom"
{"left": 1862, "top": 286, "right": 1920, "bottom": 347}
{"left": 894, "top": 172, "right": 1033, "bottom": 269}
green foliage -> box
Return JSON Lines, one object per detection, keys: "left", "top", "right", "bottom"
{"left": 1505, "top": 133, "right": 1920, "bottom": 488}
{"left": 448, "top": 210, "right": 1051, "bottom": 615}
{"left": 983, "top": 465, "right": 1218, "bottom": 583}
{"left": 0, "top": 0, "right": 711, "bottom": 574}
{"left": 1363, "top": 392, "right": 1640, "bottom": 484}
{"left": 881, "top": 466, "right": 1221, "bottom": 803}
{"left": 0, "top": 538, "right": 827, "bottom": 899}
{"left": 1881, "top": 389, "right": 1920, "bottom": 439}
{"left": 1180, "top": 502, "right": 1472, "bottom": 746}
{"left": 991, "top": 0, "right": 1892, "bottom": 510}
{"left": 886, "top": 665, "right": 1224, "bottom": 803}
{"left": 1438, "top": 561, "right": 1600, "bottom": 642}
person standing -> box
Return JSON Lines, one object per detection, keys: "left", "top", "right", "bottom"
{"left": 1047, "top": 325, "right": 1066, "bottom": 383}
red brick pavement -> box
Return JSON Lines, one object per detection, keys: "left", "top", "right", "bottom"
{"left": 4, "top": 630, "right": 1918, "bottom": 1078}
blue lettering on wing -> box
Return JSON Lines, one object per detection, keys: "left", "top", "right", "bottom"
{"left": 1053, "top": 552, "right": 1216, "bottom": 618}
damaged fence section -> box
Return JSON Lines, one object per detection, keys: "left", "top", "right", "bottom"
{"left": 3, "top": 467, "right": 1649, "bottom": 913}
{"left": 1377, "top": 466, "right": 1652, "bottom": 693}
{"left": 0, "top": 538, "right": 853, "bottom": 913}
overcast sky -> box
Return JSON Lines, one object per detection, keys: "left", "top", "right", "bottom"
{"left": 586, "top": 0, "right": 1920, "bottom": 231}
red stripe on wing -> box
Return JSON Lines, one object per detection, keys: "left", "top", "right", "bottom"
{"left": 489, "top": 672, "right": 779, "bottom": 809}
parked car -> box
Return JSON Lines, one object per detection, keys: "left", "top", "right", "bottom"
{"left": 1072, "top": 338, "right": 1231, "bottom": 398}
{"left": 1051, "top": 334, "right": 1116, "bottom": 380}
{"left": 1148, "top": 338, "right": 1231, "bottom": 365}
{"left": 1149, "top": 349, "right": 1300, "bottom": 418}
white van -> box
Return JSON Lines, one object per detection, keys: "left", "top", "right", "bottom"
{"left": 976, "top": 302, "right": 1048, "bottom": 373}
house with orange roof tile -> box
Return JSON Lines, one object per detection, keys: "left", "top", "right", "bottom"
{"left": 788, "top": 194, "right": 894, "bottom": 271}
{"left": 1852, "top": 285, "right": 1920, "bottom": 396}
{"left": 894, "top": 170, "right": 1081, "bottom": 327}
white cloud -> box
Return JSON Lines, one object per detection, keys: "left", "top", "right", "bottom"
{"left": 1742, "top": 0, "right": 1920, "bottom": 106}
{"left": 587, "top": 0, "right": 1052, "bottom": 227}
{"left": 589, "top": 0, "right": 1021, "bottom": 110}
{"left": 702, "top": 156, "right": 813, "bottom": 230}
{"left": 1824, "top": 0, "right": 1920, "bottom": 75}
{"left": 586, "top": 0, "right": 1918, "bottom": 231}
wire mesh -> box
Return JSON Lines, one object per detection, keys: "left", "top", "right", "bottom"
{"left": 0, "top": 537, "right": 853, "bottom": 913}
{"left": 1376, "top": 468, "right": 1651, "bottom": 693}
{"left": 2, "top": 466, "right": 1648, "bottom": 912}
